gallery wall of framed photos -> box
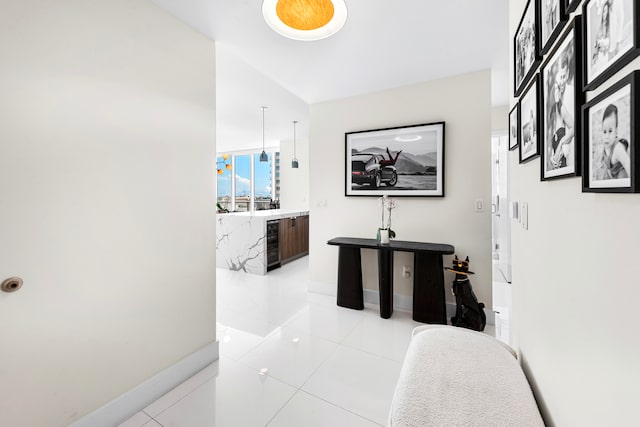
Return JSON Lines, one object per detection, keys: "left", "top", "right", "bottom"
{"left": 511, "top": 0, "right": 640, "bottom": 193}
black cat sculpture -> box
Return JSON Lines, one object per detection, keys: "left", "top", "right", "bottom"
{"left": 445, "top": 256, "right": 486, "bottom": 332}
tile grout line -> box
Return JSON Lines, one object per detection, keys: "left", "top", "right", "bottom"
{"left": 338, "top": 340, "right": 409, "bottom": 364}
{"left": 295, "top": 389, "right": 385, "bottom": 427}
{"left": 143, "top": 371, "right": 217, "bottom": 422}
{"left": 296, "top": 342, "right": 399, "bottom": 426}
{"left": 261, "top": 338, "right": 385, "bottom": 427}
{"left": 262, "top": 388, "right": 301, "bottom": 427}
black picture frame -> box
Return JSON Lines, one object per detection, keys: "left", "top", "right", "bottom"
{"left": 519, "top": 74, "right": 542, "bottom": 163}
{"left": 540, "top": 16, "right": 584, "bottom": 180}
{"left": 583, "top": 0, "right": 640, "bottom": 91}
{"left": 582, "top": 70, "right": 639, "bottom": 193}
{"left": 515, "top": 0, "right": 542, "bottom": 96}
{"left": 538, "top": 0, "right": 568, "bottom": 55}
{"left": 509, "top": 105, "right": 520, "bottom": 150}
{"left": 565, "top": 0, "right": 582, "bottom": 13}
{"left": 345, "top": 122, "right": 445, "bottom": 197}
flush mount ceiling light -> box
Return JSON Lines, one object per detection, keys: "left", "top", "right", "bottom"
{"left": 394, "top": 135, "right": 422, "bottom": 142}
{"left": 262, "top": 0, "right": 348, "bottom": 41}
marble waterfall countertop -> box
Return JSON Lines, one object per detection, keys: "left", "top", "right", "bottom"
{"left": 216, "top": 209, "right": 309, "bottom": 274}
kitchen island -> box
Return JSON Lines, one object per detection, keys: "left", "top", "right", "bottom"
{"left": 216, "top": 209, "right": 309, "bottom": 275}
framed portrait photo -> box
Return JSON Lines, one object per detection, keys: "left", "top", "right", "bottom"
{"left": 345, "top": 122, "right": 445, "bottom": 197}
{"left": 515, "top": 0, "right": 542, "bottom": 96}
{"left": 582, "top": 71, "right": 639, "bottom": 193}
{"left": 583, "top": 0, "right": 640, "bottom": 91}
{"left": 539, "top": 0, "right": 568, "bottom": 54}
{"left": 509, "top": 105, "right": 520, "bottom": 150}
{"left": 565, "top": 0, "right": 582, "bottom": 13}
{"left": 519, "top": 75, "right": 542, "bottom": 163}
{"left": 541, "top": 17, "right": 584, "bottom": 180}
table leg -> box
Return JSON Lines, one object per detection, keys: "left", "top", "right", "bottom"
{"left": 413, "top": 252, "right": 447, "bottom": 324}
{"left": 336, "top": 246, "right": 364, "bottom": 310}
{"left": 378, "top": 248, "right": 394, "bottom": 318}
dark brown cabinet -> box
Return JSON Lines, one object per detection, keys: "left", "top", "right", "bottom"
{"left": 279, "top": 215, "right": 309, "bottom": 264}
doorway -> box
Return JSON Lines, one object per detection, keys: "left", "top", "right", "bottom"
{"left": 491, "top": 131, "right": 512, "bottom": 345}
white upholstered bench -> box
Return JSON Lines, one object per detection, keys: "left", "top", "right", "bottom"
{"left": 388, "top": 325, "right": 545, "bottom": 427}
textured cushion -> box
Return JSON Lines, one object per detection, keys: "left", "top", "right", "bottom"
{"left": 388, "top": 326, "right": 544, "bottom": 427}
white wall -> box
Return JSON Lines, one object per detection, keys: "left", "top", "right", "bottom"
{"left": 492, "top": 105, "right": 509, "bottom": 131}
{"left": 279, "top": 136, "right": 310, "bottom": 211}
{"left": 309, "top": 70, "right": 493, "bottom": 307}
{"left": 0, "top": 1, "right": 217, "bottom": 426}
{"left": 214, "top": 43, "right": 311, "bottom": 153}
{"left": 509, "top": 1, "right": 640, "bottom": 425}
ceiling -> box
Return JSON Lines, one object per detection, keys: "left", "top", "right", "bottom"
{"left": 151, "top": 0, "right": 509, "bottom": 152}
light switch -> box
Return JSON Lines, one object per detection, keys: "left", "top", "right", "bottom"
{"left": 475, "top": 198, "right": 484, "bottom": 212}
{"left": 521, "top": 202, "right": 528, "bottom": 230}
{"left": 511, "top": 201, "right": 520, "bottom": 222}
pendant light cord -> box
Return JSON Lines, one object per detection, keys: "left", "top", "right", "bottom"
{"left": 293, "top": 120, "right": 297, "bottom": 158}
{"left": 262, "top": 106, "right": 266, "bottom": 150}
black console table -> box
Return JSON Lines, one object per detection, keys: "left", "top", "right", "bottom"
{"left": 327, "top": 237, "right": 454, "bottom": 323}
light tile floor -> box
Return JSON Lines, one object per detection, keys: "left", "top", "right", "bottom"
{"left": 120, "top": 257, "right": 495, "bottom": 427}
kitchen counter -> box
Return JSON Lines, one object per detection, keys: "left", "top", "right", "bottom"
{"left": 219, "top": 209, "right": 309, "bottom": 220}
{"left": 216, "top": 209, "right": 309, "bottom": 274}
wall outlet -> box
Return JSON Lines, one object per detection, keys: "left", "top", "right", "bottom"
{"left": 402, "top": 265, "right": 411, "bottom": 278}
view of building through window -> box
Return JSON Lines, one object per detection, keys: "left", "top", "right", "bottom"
{"left": 216, "top": 151, "right": 280, "bottom": 212}
{"left": 217, "top": 155, "right": 232, "bottom": 211}
{"left": 234, "top": 155, "right": 251, "bottom": 211}
{"left": 253, "top": 153, "right": 271, "bottom": 210}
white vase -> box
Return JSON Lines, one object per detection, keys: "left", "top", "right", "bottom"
{"left": 379, "top": 228, "right": 390, "bottom": 244}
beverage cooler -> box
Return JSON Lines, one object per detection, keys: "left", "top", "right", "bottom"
{"left": 266, "top": 220, "right": 280, "bottom": 271}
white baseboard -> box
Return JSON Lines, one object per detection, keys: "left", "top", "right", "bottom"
{"left": 69, "top": 340, "right": 219, "bottom": 427}
{"left": 363, "top": 289, "right": 496, "bottom": 326}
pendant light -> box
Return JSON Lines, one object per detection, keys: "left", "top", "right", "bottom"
{"left": 291, "top": 120, "right": 299, "bottom": 168}
{"left": 260, "top": 106, "right": 268, "bottom": 162}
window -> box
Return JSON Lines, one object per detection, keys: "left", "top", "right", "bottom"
{"left": 216, "top": 156, "right": 232, "bottom": 211}
{"left": 253, "top": 153, "right": 273, "bottom": 210}
{"left": 216, "top": 151, "right": 278, "bottom": 212}
{"left": 234, "top": 155, "right": 251, "bottom": 212}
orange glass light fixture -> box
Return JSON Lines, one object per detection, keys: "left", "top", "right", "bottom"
{"left": 262, "top": 0, "right": 348, "bottom": 41}
{"left": 217, "top": 153, "right": 232, "bottom": 175}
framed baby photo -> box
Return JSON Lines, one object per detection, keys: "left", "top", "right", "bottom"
{"left": 541, "top": 17, "right": 584, "bottom": 180}
{"left": 565, "top": 0, "right": 582, "bottom": 13}
{"left": 509, "top": 105, "right": 520, "bottom": 150}
{"left": 538, "top": 0, "right": 568, "bottom": 54}
{"left": 583, "top": 0, "right": 640, "bottom": 91}
{"left": 582, "top": 70, "right": 640, "bottom": 193}
{"left": 519, "top": 74, "right": 542, "bottom": 164}
{"left": 515, "top": 0, "right": 542, "bottom": 96}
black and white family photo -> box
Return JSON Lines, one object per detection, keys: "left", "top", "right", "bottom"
{"left": 542, "top": 20, "right": 581, "bottom": 179}
{"left": 509, "top": 105, "right": 519, "bottom": 150}
{"left": 585, "top": 0, "right": 636, "bottom": 88}
{"left": 586, "top": 83, "right": 632, "bottom": 189}
{"left": 345, "top": 122, "right": 445, "bottom": 197}
{"left": 540, "top": 0, "right": 565, "bottom": 53}
{"left": 515, "top": 0, "right": 540, "bottom": 95}
{"left": 520, "top": 77, "right": 540, "bottom": 163}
